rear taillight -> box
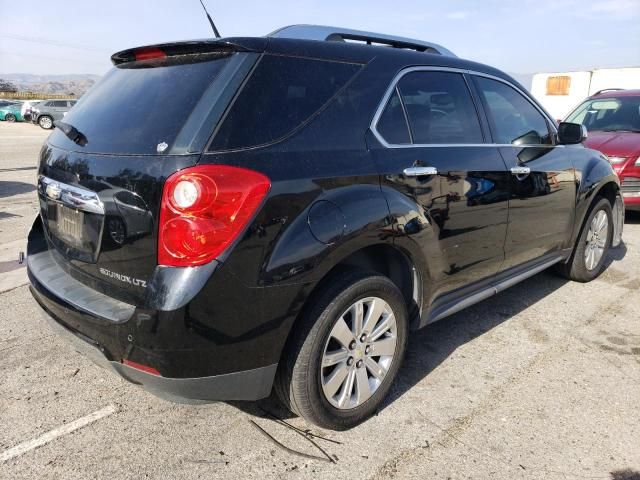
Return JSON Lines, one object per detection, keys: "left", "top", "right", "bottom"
{"left": 158, "top": 165, "right": 270, "bottom": 267}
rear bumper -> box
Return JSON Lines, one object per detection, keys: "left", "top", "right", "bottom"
{"left": 31, "top": 284, "right": 277, "bottom": 402}
{"left": 37, "top": 301, "right": 276, "bottom": 402}
{"left": 26, "top": 215, "right": 281, "bottom": 402}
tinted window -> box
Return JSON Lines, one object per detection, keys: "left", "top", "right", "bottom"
{"left": 377, "top": 88, "right": 411, "bottom": 144}
{"left": 395, "top": 71, "right": 483, "bottom": 144}
{"left": 48, "top": 54, "right": 233, "bottom": 155}
{"left": 209, "top": 55, "right": 361, "bottom": 150}
{"left": 45, "top": 102, "right": 54, "bottom": 107}
{"left": 53, "top": 101, "right": 68, "bottom": 107}
{"left": 475, "top": 77, "right": 552, "bottom": 145}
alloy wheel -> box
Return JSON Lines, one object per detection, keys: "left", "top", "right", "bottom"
{"left": 584, "top": 209, "right": 608, "bottom": 271}
{"left": 39, "top": 116, "right": 52, "bottom": 129}
{"left": 320, "top": 296, "right": 397, "bottom": 410}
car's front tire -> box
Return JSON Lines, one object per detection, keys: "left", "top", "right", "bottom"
{"left": 38, "top": 115, "right": 53, "bottom": 129}
{"left": 276, "top": 269, "right": 408, "bottom": 430}
{"left": 556, "top": 197, "right": 613, "bottom": 282}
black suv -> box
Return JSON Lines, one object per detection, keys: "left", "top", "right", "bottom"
{"left": 27, "top": 25, "right": 624, "bottom": 430}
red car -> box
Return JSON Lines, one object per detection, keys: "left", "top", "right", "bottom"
{"left": 565, "top": 89, "right": 640, "bottom": 211}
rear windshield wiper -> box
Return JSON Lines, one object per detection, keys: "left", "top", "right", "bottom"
{"left": 54, "top": 120, "right": 88, "bottom": 146}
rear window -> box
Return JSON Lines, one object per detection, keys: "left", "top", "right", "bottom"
{"left": 209, "top": 55, "right": 362, "bottom": 151}
{"left": 48, "top": 54, "right": 235, "bottom": 155}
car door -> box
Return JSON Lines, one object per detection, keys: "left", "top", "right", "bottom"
{"left": 472, "top": 75, "right": 576, "bottom": 270}
{"left": 370, "top": 68, "right": 511, "bottom": 304}
{"left": 52, "top": 100, "right": 68, "bottom": 120}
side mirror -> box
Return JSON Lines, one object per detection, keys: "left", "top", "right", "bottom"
{"left": 557, "top": 122, "right": 587, "bottom": 145}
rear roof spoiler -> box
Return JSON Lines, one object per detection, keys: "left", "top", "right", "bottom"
{"left": 268, "top": 24, "right": 456, "bottom": 57}
{"left": 111, "top": 38, "right": 267, "bottom": 65}
{"left": 111, "top": 24, "right": 455, "bottom": 65}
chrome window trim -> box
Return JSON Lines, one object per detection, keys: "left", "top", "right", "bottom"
{"left": 370, "top": 66, "right": 560, "bottom": 149}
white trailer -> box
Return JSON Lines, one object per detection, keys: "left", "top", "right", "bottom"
{"left": 530, "top": 67, "right": 640, "bottom": 120}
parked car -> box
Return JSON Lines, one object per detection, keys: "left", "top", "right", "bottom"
{"left": 0, "top": 100, "right": 20, "bottom": 108}
{"left": 27, "top": 25, "right": 624, "bottom": 430}
{"left": 565, "top": 89, "right": 640, "bottom": 211}
{"left": 21, "top": 100, "right": 43, "bottom": 122}
{"left": 0, "top": 102, "right": 24, "bottom": 122}
{"left": 31, "top": 99, "right": 77, "bottom": 129}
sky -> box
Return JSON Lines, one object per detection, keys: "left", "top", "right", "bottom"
{"left": 0, "top": 0, "right": 639, "bottom": 76}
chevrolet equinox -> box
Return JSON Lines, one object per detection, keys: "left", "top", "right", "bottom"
{"left": 27, "top": 25, "right": 624, "bottom": 430}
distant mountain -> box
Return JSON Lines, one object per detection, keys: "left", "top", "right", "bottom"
{"left": 0, "top": 73, "right": 101, "bottom": 96}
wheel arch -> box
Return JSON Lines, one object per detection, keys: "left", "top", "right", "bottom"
{"left": 314, "top": 243, "right": 419, "bottom": 319}
{"left": 570, "top": 177, "right": 621, "bottom": 253}
{"left": 277, "top": 242, "right": 421, "bottom": 367}
{"left": 594, "top": 180, "right": 624, "bottom": 248}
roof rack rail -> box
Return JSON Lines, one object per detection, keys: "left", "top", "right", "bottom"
{"left": 268, "top": 25, "right": 456, "bottom": 57}
{"left": 593, "top": 88, "right": 625, "bottom": 96}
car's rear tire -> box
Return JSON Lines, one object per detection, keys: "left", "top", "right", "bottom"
{"left": 38, "top": 115, "right": 53, "bottom": 129}
{"left": 5, "top": 113, "right": 16, "bottom": 123}
{"left": 275, "top": 269, "right": 408, "bottom": 430}
{"left": 555, "top": 197, "right": 613, "bottom": 282}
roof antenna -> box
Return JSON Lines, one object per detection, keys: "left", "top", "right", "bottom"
{"left": 198, "top": 0, "right": 221, "bottom": 38}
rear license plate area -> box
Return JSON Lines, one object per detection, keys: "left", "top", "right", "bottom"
{"left": 51, "top": 204, "right": 85, "bottom": 248}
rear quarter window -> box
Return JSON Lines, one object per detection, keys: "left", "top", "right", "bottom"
{"left": 209, "top": 55, "right": 362, "bottom": 151}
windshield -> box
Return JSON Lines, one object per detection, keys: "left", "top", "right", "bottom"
{"left": 566, "top": 95, "right": 640, "bottom": 133}
{"left": 48, "top": 53, "right": 238, "bottom": 155}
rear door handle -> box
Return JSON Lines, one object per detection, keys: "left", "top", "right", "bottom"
{"left": 403, "top": 166, "right": 438, "bottom": 177}
{"left": 510, "top": 166, "right": 531, "bottom": 175}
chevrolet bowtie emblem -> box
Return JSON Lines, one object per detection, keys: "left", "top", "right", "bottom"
{"left": 45, "top": 182, "right": 62, "bottom": 200}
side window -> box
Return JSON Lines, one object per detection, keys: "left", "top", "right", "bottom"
{"left": 209, "top": 55, "right": 362, "bottom": 151}
{"left": 53, "top": 100, "right": 67, "bottom": 107}
{"left": 377, "top": 88, "right": 411, "bottom": 145}
{"left": 475, "top": 77, "right": 552, "bottom": 145}
{"left": 395, "top": 71, "right": 483, "bottom": 144}
{"left": 45, "top": 101, "right": 54, "bottom": 107}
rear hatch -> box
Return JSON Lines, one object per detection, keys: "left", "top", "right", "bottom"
{"left": 36, "top": 40, "right": 263, "bottom": 305}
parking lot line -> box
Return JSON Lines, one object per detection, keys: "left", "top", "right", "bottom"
{"left": 0, "top": 404, "right": 117, "bottom": 463}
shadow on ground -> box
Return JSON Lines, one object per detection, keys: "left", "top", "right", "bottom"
{"left": 625, "top": 211, "right": 640, "bottom": 225}
{"left": 611, "top": 469, "right": 640, "bottom": 480}
{"left": 230, "top": 244, "right": 627, "bottom": 422}
{"left": 0, "top": 181, "right": 36, "bottom": 198}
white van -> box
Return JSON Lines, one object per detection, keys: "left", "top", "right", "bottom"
{"left": 531, "top": 67, "right": 640, "bottom": 120}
